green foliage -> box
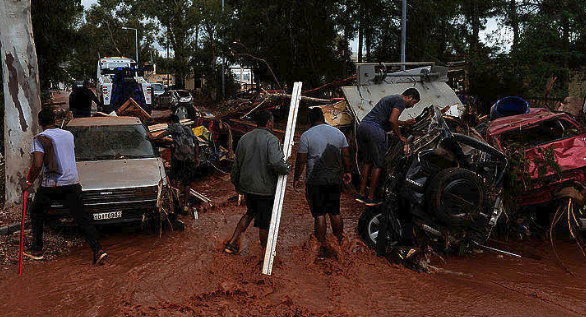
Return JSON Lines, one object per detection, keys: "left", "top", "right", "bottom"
{"left": 31, "top": 0, "right": 83, "bottom": 89}
{"left": 25, "top": 0, "right": 586, "bottom": 102}
{"left": 66, "top": 0, "right": 158, "bottom": 82}
{"left": 229, "top": 0, "right": 346, "bottom": 88}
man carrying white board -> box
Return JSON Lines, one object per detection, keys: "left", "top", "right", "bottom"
{"left": 225, "top": 111, "right": 291, "bottom": 254}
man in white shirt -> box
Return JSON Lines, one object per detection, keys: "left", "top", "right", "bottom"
{"left": 22, "top": 109, "right": 107, "bottom": 265}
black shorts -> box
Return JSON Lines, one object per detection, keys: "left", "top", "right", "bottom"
{"left": 305, "top": 185, "right": 341, "bottom": 217}
{"left": 245, "top": 194, "right": 275, "bottom": 230}
{"left": 357, "top": 121, "right": 388, "bottom": 168}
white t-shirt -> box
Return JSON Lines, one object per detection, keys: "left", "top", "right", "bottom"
{"left": 30, "top": 128, "right": 79, "bottom": 187}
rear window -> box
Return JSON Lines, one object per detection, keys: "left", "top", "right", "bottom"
{"left": 176, "top": 91, "right": 191, "bottom": 98}
{"left": 67, "top": 124, "right": 156, "bottom": 161}
{"left": 499, "top": 118, "right": 582, "bottom": 148}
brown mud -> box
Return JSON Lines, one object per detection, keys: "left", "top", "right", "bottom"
{"left": 0, "top": 174, "right": 585, "bottom": 316}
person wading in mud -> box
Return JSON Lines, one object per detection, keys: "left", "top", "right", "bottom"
{"left": 356, "top": 88, "right": 420, "bottom": 206}
{"left": 155, "top": 114, "right": 199, "bottom": 212}
{"left": 225, "top": 110, "right": 290, "bottom": 254}
{"left": 294, "top": 107, "right": 352, "bottom": 259}
{"left": 22, "top": 109, "right": 107, "bottom": 265}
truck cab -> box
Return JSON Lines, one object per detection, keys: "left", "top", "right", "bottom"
{"left": 96, "top": 57, "right": 152, "bottom": 111}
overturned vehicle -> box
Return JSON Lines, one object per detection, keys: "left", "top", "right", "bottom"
{"left": 358, "top": 107, "right": 508, "bottom": 258}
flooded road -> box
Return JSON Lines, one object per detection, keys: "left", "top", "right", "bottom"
{"left": 1, "top": 174, "right": 586, "bottom": 316}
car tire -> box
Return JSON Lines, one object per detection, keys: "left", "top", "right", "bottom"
{"left": 358, "top": 205, "right": 401, "bottom": 248}
{"left": 174, "top": 105, "right": 197, "bottom": 120}
{"left": 427, "top": 167, "right": 490, "bottom": 228}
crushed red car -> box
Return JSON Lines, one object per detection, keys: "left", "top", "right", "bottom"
{"left": 485, "top": 108, "right": 586, "bottom": 210}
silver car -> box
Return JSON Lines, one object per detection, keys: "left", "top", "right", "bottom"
{"left": 49, "top": 116, "right": 167, "bottom": 225}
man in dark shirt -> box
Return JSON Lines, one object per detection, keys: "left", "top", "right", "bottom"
{"left": 155, "top": 114, "right": 199, "bottom": 211}
{"left": 69, "top": 80, "right": 101, "bottom": 117}
{"left": 225, "top": 111, "right": 290, "bottom": 255}
{"left": 356, "top": 88, "right": 420, "bottom": 206}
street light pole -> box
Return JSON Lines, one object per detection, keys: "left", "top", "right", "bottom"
{"left": 401, "top": 0, "right": 407, "bottom": 71}
{"left": 122, "top": 26, "right": 139, "bottom": 66}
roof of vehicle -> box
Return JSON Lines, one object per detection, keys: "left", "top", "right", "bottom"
{"left": 66, "top": 116, "right": 142, "bottom": 127}
{"left": 486, "top": 108, "right": 569, "bottom": 137}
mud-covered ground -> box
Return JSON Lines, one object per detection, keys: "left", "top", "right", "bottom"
{"left": 0, "top": 173, "right": 586, "bottom": 317}
{"left": 1, "top": 91, "right": 586, "bottom": 316}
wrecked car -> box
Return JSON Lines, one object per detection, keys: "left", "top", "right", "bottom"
{"left": 485, "top": 108, "right": 586, "bottom": 233}
{"left": 358, "top": 106, "right": 508, "bottom": 254}
{"left": 46, "top": 117, "right": 168, "bottom": 227}
{"left": 154, "top": 89, "right": 198, "bottom": 120}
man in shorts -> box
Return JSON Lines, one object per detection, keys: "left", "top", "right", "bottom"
{"left": 294, "top": 107, "right": 352, "bottom": 258}
{"left": 356, "top": 88, "right": 420, "bottom": 206}
{"left": 225, "top": 110, "right": 290, "bottom": 254}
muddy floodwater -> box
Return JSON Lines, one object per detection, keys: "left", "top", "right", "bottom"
{"left": 1, "top": 175, "right": 586, "bottom": 316}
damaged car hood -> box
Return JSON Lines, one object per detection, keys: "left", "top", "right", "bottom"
{"left": 77, "top": 158, "right": 166, "bottom": 191}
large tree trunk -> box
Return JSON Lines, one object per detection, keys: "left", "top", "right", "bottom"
{"left": 0, "top": 0, "right": 42, "bottom": 206}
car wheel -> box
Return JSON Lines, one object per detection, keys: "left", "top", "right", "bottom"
{"left": 358, "top": 206, "right": 401, "bottom": 248}
{"left": 427, "top": 167, "right": 491, "bottom": 230}
{"left": 174, "top": 105, "right": 190, "bottom": 120}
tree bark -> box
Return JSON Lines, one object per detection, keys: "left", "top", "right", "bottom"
{"left": 0, "top": 0, "right": 42, "bottom": 206}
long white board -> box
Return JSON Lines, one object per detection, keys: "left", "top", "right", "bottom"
{"left": 262, "top": 82, "right": 302, "bottom": 275}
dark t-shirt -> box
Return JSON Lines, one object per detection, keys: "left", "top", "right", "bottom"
{"left": 298, "top": 124, "right": 349, "bottom": 186}
{"left": 362, "top": 95, "right": 406, "bottom": 131}
{"left": 69, "top": 87, "right": 100, "bottom": 117}
{"left": 167, "top": 123, "right": 198, "bottom": 162}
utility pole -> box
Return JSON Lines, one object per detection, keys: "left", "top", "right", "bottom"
{"left": 401, "top": 0, "right": 407, "bottom": 71}
{"left": 0, "top": 0, "right": 42, "bottom": 206}
{"left": 167, "top": 28, "right": 170, "bottom": 87}
{"left": 221, "top": 0, "right": 225, "bottom": 97}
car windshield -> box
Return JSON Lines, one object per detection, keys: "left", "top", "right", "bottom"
{"left": 67, "top": 124, "right": 156, "bottom": 161}
{"left": 499, "top": 118, "right": 582, "bottom": 148}
{"left": 152, "top": 84, "right": 164, "bottom": 92}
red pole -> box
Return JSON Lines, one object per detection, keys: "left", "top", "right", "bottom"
{"left": 18, "top": 166, "right": 32, "bottom": 276}
{"left": 18, "top": 190, "right": 28, "bottom": 275}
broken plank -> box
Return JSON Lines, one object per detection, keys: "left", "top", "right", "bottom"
{"left": 148, "top": 119, "right": 194, "bottom": 133}
{"left": 190, "top": 188, "right": 212, "bottom": 204}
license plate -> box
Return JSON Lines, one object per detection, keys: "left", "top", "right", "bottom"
{"left": 93, "top": 211, "right": 122, "bottom": 221}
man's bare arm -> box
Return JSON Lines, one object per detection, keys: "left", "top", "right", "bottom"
{"left": 22, "top": 151, "right": 44, "bottom": 191}
{"left": 294, "top": 152, "right": 307, "bottom": 184}
{"left": 389, "top": 108, "right": 408, "bottom": 143}
{"left": 341, "top": 147, "right": 352, "bottom": 185}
